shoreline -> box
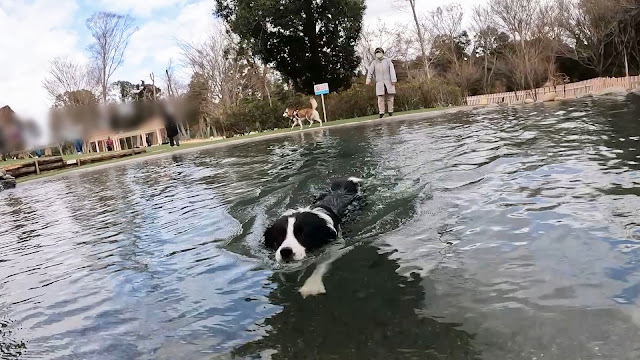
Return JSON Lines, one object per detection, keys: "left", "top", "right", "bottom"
{"left": 19, "top": 105, "right": 478, "bottom": 185}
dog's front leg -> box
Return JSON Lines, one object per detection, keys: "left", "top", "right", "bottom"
{"left": 299, "top": 244, "right": 352, "bottom": 298}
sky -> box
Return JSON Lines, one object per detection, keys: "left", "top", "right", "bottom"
{"left": 0, "top": 0, "right": 478, "bottom": 143}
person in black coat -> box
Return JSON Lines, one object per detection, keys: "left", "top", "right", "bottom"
{"left": 163, "top": 108, "right": 180, "bottom": 147}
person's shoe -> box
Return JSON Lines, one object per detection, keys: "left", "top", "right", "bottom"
{"left": 388, "top": 112, "right": 393, "bottom": 117}
{"left": 379, "top": 113, "right": 384, "bottom": 118}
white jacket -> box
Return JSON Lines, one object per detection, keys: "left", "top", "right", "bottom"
{"left": 366, "top": 57, "right": 397, "bottom": 95}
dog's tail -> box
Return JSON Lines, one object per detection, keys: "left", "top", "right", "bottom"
{"left": 310, "top": 97, "right": 318, "bottom": 111}
{"left": 330, "top": 177, "right": 363, "bottom": 194}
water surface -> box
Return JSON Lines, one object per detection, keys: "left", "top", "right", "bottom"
{"left": 1, "top": 97, "right": 640, "bottom": 359}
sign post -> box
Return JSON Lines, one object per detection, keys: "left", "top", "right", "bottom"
{"left": 313, "top": 83, "right": 330, "bottom": 123}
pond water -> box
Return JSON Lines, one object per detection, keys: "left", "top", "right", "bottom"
{"left": 1, "top": 97, "right": 640, "bottom": 359}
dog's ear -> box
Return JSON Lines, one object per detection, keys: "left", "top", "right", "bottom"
{"left": 264, "top": 225, "right": 277, "bottom": 250}
{"left": 264, "top": 219, "right": 286, "bottom": 250}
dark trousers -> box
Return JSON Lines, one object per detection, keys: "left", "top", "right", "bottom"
{"left": 74, "top": 140, "right": 83, "bottom": 153}
{"left": 169, "top": 135, "right": 180, "bottom": 147}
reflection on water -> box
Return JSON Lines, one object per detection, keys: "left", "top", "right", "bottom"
{"left": 1, "top": 97, "right": 640, "bottom": 359}
{"left": 234, "top": 245, "right": 478, "bottom": 359}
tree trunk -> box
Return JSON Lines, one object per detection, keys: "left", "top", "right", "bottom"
{"left": 488, "top": 54, "right": 497, "bottom": 92}
{"left": 150, "top": 73, "right": 157, "bottom": 100}
{"left": 102, "top": 63, "right": 107, "bottom": 103}
{"left": 265, "top": 81, "right": 273, "bottom": 107}
{"left": 178, "top": 123, "right": 188, "bottom": 138}
{"left": 624, "top": 48, "right": 630, "bottom": 88}
{"left": 409, "top": 0, "right": 431, "bottom": 79}
{"left": 264, "top": 66, "right": 273, "bottom": 107}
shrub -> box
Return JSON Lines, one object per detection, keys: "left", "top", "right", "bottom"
{"left": 223, "top": 97, "right": 290, "bottom": 136}
{"left": 323, "top": 77, "right": 463, "bottom": 120}
{"left": 220, "top": 77, "right": 463, "bottom": 137}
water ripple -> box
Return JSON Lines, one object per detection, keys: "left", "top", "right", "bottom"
{"left": 1, "top": 98, "right": 640, "bottom": 358}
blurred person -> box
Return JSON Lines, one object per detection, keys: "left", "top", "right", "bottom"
{"left": 163, "top": 107, "right": 180, "bottom": 147}
{"left": 0, "top": 129, "right": 7, "bottom": 161}
{"left": 366, "top": 47, "right": 397, "bottom": 118}
{"left": 74, "top": 139, "right": 84, "bottom": 154}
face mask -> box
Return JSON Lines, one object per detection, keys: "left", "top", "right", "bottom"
{"left": 375, "top": 52, "right": 383, "bottom": 59}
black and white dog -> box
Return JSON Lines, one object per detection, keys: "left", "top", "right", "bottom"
{"left": 264, "top": 177, "right": 363, "bottom": 297}
{"left": 264, "top": 177, "right": 362, "bottom": 262}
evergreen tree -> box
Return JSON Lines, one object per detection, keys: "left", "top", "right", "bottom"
{"left": 215, "top": 0, "right": 366, "bottom": 94}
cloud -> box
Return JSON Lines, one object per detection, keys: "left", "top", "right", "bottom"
{"left": 114, "top": 0, "right": 219, "bottom": 85}
{"left": 97, "top": 0, "right": 185, "bottom": 17}
{"left": 0, "top": 0, "right": 85, "bottom": 144}
{"left": 364, "top": 0, "right": 482, "bottom": 27}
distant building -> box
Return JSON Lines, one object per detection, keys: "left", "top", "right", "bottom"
{"left": 86, "top": 115, "right": 167, "bottom": 153}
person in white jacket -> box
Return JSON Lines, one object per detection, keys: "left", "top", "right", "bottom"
{"left": 366, "top": 47, "right": 397, "bottom": 118}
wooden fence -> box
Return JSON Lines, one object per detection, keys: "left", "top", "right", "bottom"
{"left": 1, "top": 148, "right": 147, "bottom": 179}
{"left": 466, "top": 76, "right": 640, "bottom": 106}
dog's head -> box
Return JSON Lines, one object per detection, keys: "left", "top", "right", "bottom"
{"left": 282, "top": 108, "right": 293, "bottom": 118}
{"left": 264, "top": 208, "right": 337, "bottom": 262}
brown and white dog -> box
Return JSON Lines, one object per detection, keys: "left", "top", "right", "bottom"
{"left": 283, "top": 97, "right": 323, "bottom": 130}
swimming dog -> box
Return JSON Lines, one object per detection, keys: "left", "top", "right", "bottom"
{"left": 283, "top": 97, "right": 323, "bottom": 130}
{"left": 264, "top": 177, "right": 363, "bottom": 297}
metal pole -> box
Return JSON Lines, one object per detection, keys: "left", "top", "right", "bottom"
{"left": 321, "top": 94, "right": 327, "bottom": 123}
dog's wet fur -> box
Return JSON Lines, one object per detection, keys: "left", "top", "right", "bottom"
{"left": 264, "top": 177, "right": 363, "bottom": 263}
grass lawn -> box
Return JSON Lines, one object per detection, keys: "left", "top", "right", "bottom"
{"left": 11, "top": 106, "right": 444, "bottom": 183}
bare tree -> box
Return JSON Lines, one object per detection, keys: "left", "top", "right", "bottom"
{"left": 394, "top": 0, "right": 433, "bottom": 78}
{"left": 540, "top": 1, "right": 564, "bottom": 80}
{"left": 490, "top": 0, "right": 553, "bottom": 99}
{"left": 149, "top": 72, "right": 157, "bottom": 100}
{"left": 427, "top": 4, "right": 464, "bottom": 68}
{"left": 612, "top": 0, "right": 640, "bottom": 79}
{"left": 163, "top": 59, "right": 189, "bottom": 138}
{"left": 179, "top": 27, "right": 260, "bottom": 137}
{"left": 427, "top": 4, "right": 481, "bottom": 96}
{"left": 471, "top": 5, "right": 503, "bottom": 93}
{"left": 86, "top": 12, "right": 138, "bottom": 103}
{"left": 357, "top": 21, "right": 412, "bottom": 74}
{"left": 43, "top": 57, "right": 98, "bottom": 101}
{"left": 164, "top": 59, "right": 178, "bottom": 98}
{"left": 556, "top": 0, "right": 622, "bottom": 76}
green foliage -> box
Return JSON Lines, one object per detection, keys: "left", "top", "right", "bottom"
{"left": 224, "top": 98, "right": 289, "bottom": 136}
{"left": 54, "top": 90, "right": 99, "bottom": 108}
{"left": 215, "top": 0, "right": 366, "bottom": 94}
{"left": 112, "top": 80, "right": 134, "bottom": 103}
{"left": 185, "top": 73, "right": 213, "bottom": 136}
{"left": 325, "top": 78, "right": 463, "bottom": 120}
{"left": 216, "top": 77, "right": 463, "bottom": 137}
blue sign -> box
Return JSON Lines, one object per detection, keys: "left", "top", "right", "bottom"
{"left": 314, "top": 83, "right": 329, "bottom": 95}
